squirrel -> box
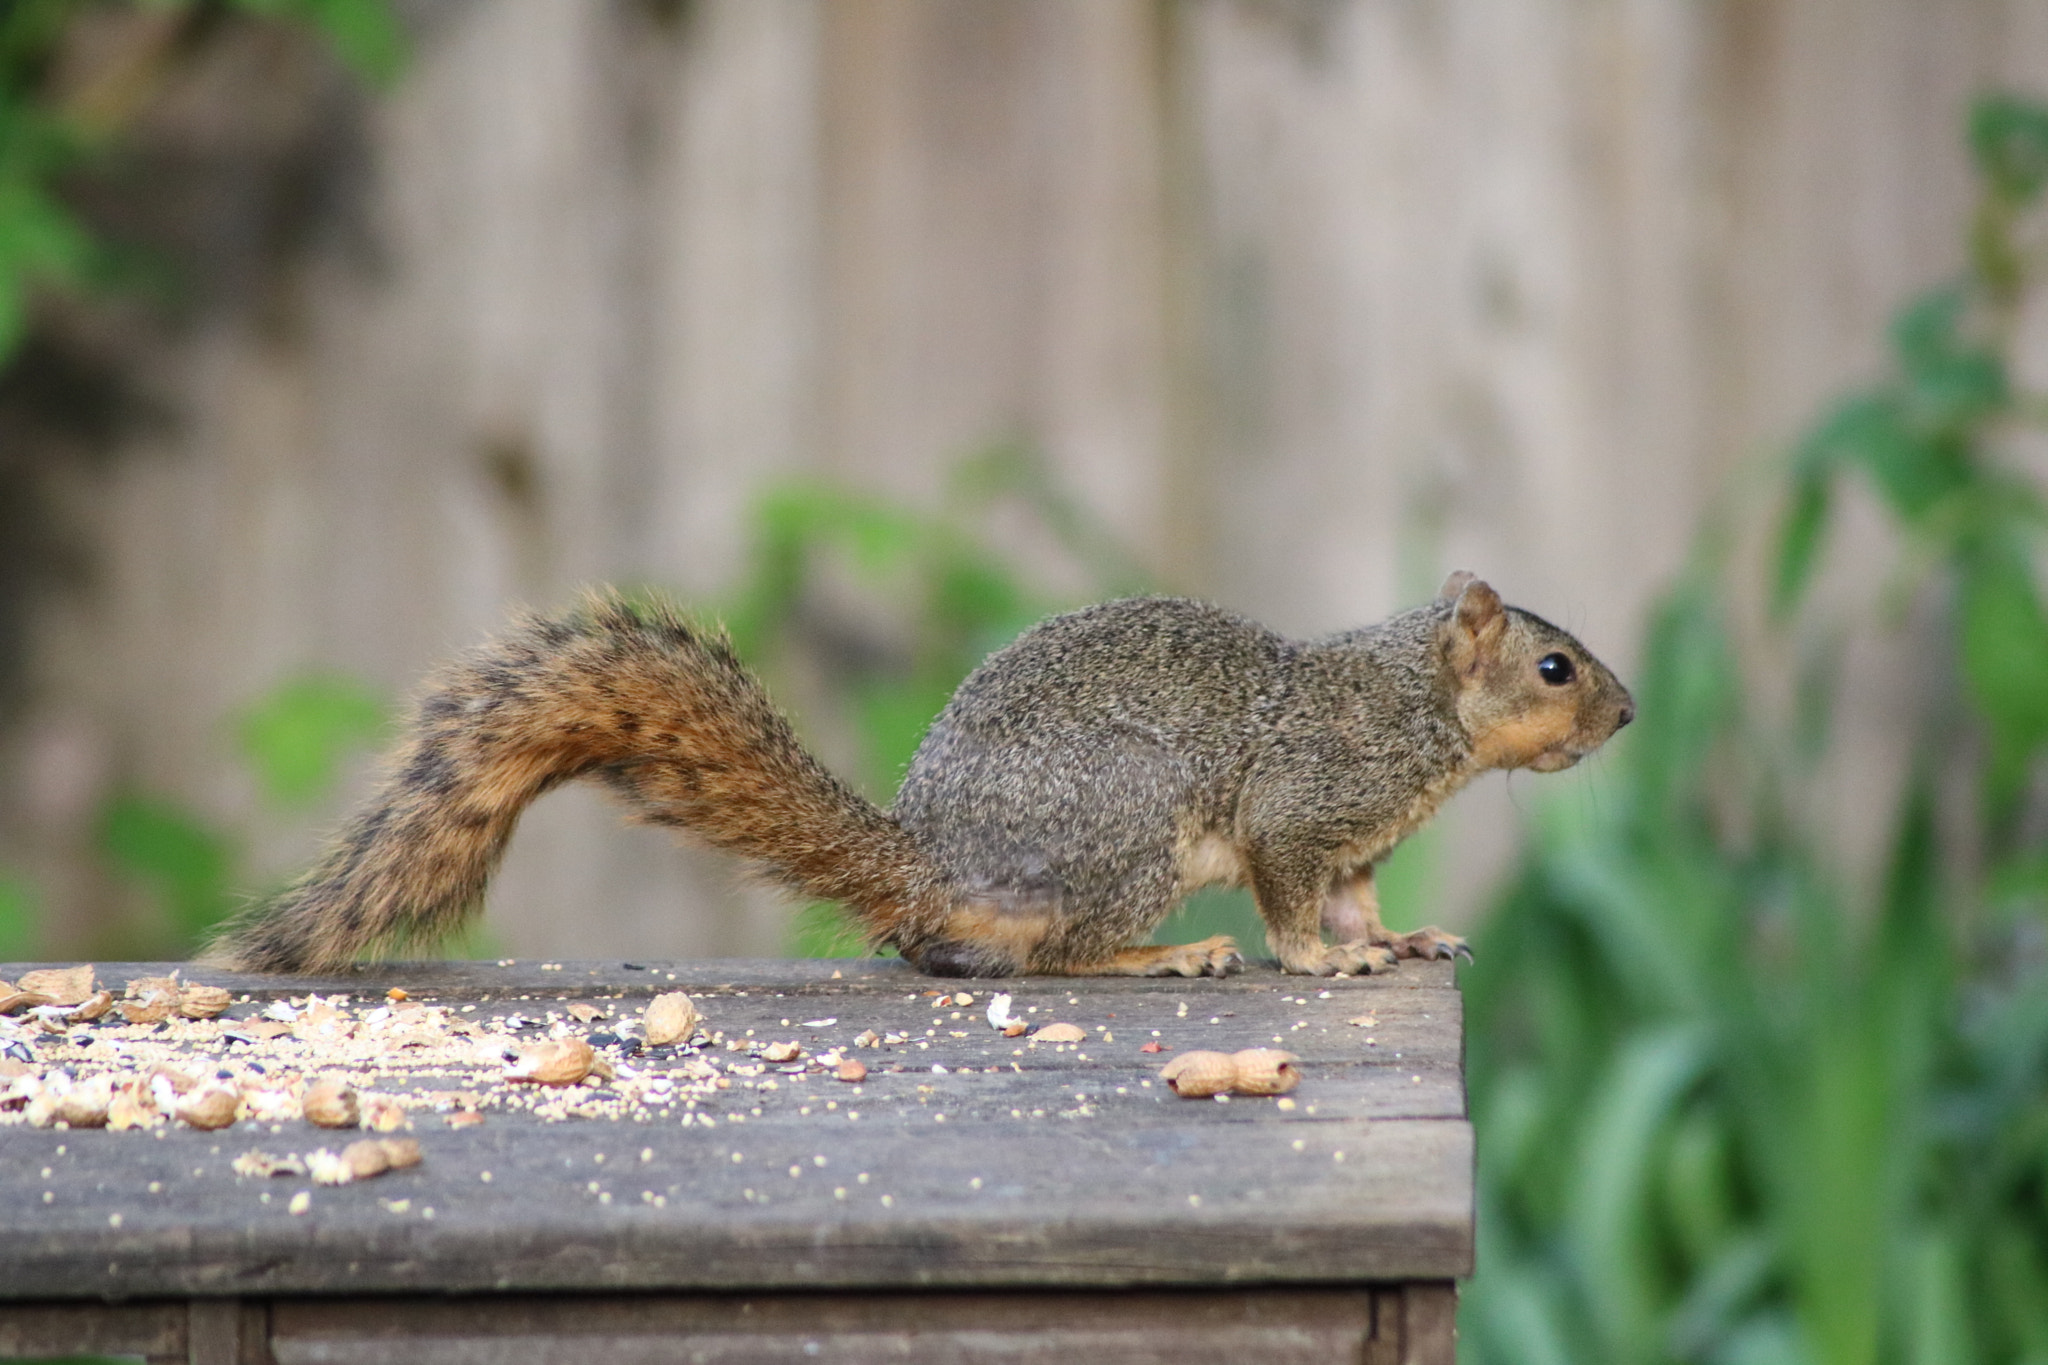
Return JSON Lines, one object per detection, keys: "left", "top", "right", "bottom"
{"left": 203, "top": 571, "right": 1632, "bottom": 979}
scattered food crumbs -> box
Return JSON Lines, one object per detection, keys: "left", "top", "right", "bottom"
{"left": 287, "top": 1191, "right": 311, "bottom": 1215}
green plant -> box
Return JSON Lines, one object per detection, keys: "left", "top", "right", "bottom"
{"left": 1462, "top": 92, "right": 2048, "bottom": 1365}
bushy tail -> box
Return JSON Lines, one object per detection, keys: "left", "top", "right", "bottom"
{"left": 203, "top": 592, "right": 946, "bottom": 972}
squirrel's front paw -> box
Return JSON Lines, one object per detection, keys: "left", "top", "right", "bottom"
{"left": 1384, "top": 926, "right": 1472, "bottom": 962}
{"left": 1280, "top": 941, "right": 1398, "bottom": 976}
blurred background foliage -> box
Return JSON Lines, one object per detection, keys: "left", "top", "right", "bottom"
{"left": 0, "top": 0, "right": 402, "bottom": 364}
{"left": 0, "top": 0, "right": 400, "bottom": 968}
{"left": 1460, "top": 93, "right": 2048, "bottom": 1365}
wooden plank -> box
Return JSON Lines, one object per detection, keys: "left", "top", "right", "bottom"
{"left": 267, "top": 1289, "right": 1383, "bottom": 1365}
{"left": 0, "top": 1300, "right": 187, "bottom": 1358}
{"left": 1398, "top": 1283, "right": 1458, "bottom": 1365}
{"left": 2, "top": 1113, "right": 1469, "bottom": 1296}
{"left": 0, "top": 960, "right": 1472, "bottom": 1297}
{"left": 188, "top": 1298, "right": 272, "bottom": 1365}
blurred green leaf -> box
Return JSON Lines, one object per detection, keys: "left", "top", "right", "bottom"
{"left": 1891, "top": 286, "right": 2007, "bottom": 432}
{"left": 96, "top": 794, "right": 234, "bottom": 945}
{"left": 0, "top": 874, "right": 35, "bottom": 958}
{"left": 231, "top": 0, "right": 406, "bottom": 84}
{"left": 788, "top": 901, "right": 871, "bottom": 959}
{"left": 1773, "top": 469, "right": 1831, "bottom": 616}
{"left": 1971, "top": 93, "right": 2048, "bottom": 206}
{"left": 1958, "top": 551, "right": 2048, "bottom": 753}
{"left": 235, "top": 673, "right": 387, "bottom": 808}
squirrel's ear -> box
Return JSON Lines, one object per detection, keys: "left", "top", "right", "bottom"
{"left": 1445, "top": 578, "right": 1507, "bottom": 676}
{"left": 1438, "top": 570, "right": 1478, "bottom": 602}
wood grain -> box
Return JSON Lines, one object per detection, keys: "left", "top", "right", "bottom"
{"left": 0, "top": 960, "right": 1472, "bottom": 1298}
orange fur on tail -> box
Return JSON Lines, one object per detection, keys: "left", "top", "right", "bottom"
{"left": 202, "top": 593, "right": 943, "bottom": 972}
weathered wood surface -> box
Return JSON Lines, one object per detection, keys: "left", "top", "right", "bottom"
{"left": 0, "top": 958, "right": 1471, "bottom": 1301}
{"left": 0, "top": 1284, "right": 1459, "bottom": 1364}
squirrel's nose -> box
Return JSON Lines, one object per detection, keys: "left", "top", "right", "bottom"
{"left": 1616, "top": 701, "right": 1635, "bottom": 729}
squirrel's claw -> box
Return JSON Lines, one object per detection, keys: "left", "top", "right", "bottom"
{"left": 1384, "top": 926, "right": 1470, "bottom": 963}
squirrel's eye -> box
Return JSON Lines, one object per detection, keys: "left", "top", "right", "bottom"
{"left": 1538, "top": 653, "right": 1576, "bottom": 685}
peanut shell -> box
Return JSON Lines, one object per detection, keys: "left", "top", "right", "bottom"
{"left": 179, "top": 1087, "right": 242, "bottom": 1131}
{"left": 341, "top": 1138, "right": 394, "bottom": 1180}
{"left": 1030, "top": 1022, "right": 1087, "bottom": 1044}
{"left": 506, "top": 1038, "right": 596, "bottom": 1086}
{"left": 20, "top": 965, "right": 95, "bottom": 1005}
{"left": 107, "top": 1082, "right": 162, "bottom": 1131}
{"left": 377, "top": 1137, "right": 423, "bottom": 1169}
{"left": 56, "top": 1076, "right": 114, "bottom": 1128}
{"left": 642, "top": 991, "right": 700, "bottom": 1046}
{"left": 363, "top": 1095, "right": 409, "bottom": 1132}
{"left": 120, "top": 977, "right": 180, "bottom": 1025}
{"left": 177, "top": 984, "right": 233, "bottom": 1019}
{"left": 302, "top": 1077, "right": 361, "bottom": 1128}
{"left": 1228, "top": 1048, "right": 1302, "bottom": 1095}
{"left": 1159, "top": 1050, "right": 1239, "bottom": 1098}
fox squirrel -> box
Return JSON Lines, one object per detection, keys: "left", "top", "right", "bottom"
{"left": 204, "top": 571, "right": 1632, "bottom": 978}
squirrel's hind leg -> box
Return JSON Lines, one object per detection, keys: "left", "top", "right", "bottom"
{"left": 1062, "top": 937, "right": 1244, "bottom": 977}
{"left": 896, "top": 894, "right": 1058, "bottom": 978}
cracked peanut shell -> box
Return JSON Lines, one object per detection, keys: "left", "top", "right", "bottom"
{"left": 642, "top": 991, "right": 701, "bottom": 1047}
{"left": 1228, "top": 1048, "right": 1302, "bottom": 1095}
{"left": 302, "top": 1077, "right": 362, "bottom": 1128}
{"left": 506, "top": 1038, "right": 596, "bottom": 1086}
{"left": 1159, "top": 1050, "right": 1239, "bottom": 1098}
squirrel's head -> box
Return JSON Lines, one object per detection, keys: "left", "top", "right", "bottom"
{"left": 1436, "top": 571, "right": 1635, "bottom": 773}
